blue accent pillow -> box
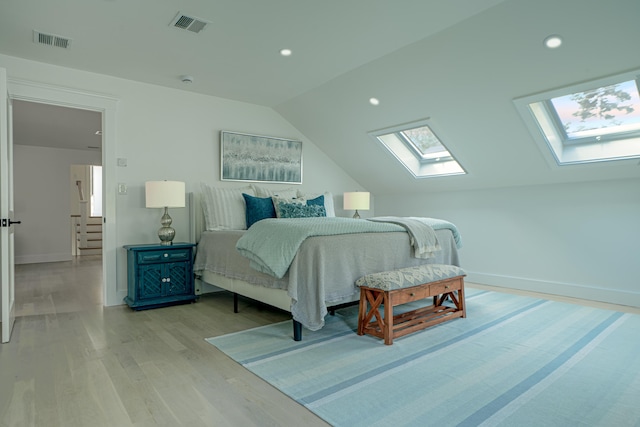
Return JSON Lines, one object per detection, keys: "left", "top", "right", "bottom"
{"left": 276, "top": 201, "right": 326, "bottom": 218}
{"left": 306, "top": 195, "right": 324, "bottom": 207}
{"left": 242, "top": 193, "right": 276, "bottom": 228}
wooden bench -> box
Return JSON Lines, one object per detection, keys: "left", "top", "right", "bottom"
{"left": 356, "top": 264, "right": 466, "bottom": 345}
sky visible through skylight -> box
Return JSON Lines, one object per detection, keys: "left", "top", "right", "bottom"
{"left": 550, "top": 80, "right": 640, "bottom": 140}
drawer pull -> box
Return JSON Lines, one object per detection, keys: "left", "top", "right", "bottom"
{"left": 410, "top": 292, "right": 415, "bottom": 297}
{"left": 164, "top": 253, "right": 169, "bottom": 258}
{"left": 445, "top": 285, "right": 450, "bottom": 289}
{"left": 162, "top": 278, "right": 167, "bottom": 282}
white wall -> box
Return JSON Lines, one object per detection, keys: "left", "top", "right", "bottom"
{"left": 14, "top": 145, "right": 101, "bottom": 264}
{"left": 1, "top": 53, "right": 364, "bottom": 306}
{"left": 375, "top": 178, "right": 640, "bottom": 307}
{"left": 70, "top": 164, "right": 92, "bottom": 217}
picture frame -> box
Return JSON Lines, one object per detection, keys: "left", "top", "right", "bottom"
{"left": 220, "top": 131, "right": 303, "bottom": 184}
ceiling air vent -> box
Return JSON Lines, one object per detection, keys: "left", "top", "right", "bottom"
{"left": 33, "top": 30, "right": 72, "bottom": 49}
{"left": 169, "top": 12, "right": 209, "bottom": 34}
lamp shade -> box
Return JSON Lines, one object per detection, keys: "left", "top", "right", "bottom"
{"left": 343, "top": 192, "right": 370, "bottom": 210}
{"left": 145, "top": 181, "right": 185, "bottom": 208}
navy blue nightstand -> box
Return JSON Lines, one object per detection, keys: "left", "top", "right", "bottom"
{"left": 124, "top": 243, "right": 197, "bottom": 310}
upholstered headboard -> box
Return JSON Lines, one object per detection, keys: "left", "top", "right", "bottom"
{"left": 188, "top": 192, "right": 205, "bottom": 244}
{"left": 188, "top": 185, "right": 338, "bottom": 244}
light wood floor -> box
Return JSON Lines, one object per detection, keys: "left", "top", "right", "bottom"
{"left": 4, "top": 259, "right": 638, "bottom": 427}
{"left": 1, "top": 256, "right": 330, "bottom": 427}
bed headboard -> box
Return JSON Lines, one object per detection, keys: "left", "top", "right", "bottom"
{"left": 188, "top": 191, "right": 205, "bottom": 244}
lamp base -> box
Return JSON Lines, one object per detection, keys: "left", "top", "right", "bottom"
{"left": 353, "top": 210, "right": 361, "bottom": 219}
{"left": 158, "top": 207, "right": 176, "bottom": 245}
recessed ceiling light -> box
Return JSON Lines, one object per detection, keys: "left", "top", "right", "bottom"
{"left": 369, "top": 97, "right": 380, "bottom": 106}
{"left": 180, "top": 75, "right": 194, "bottom": 83}
{"left": 280, "top": 48, "right": 292, "bottom": 57}
{"left": 544, "top": 35, "right": 563, "bottom": 49}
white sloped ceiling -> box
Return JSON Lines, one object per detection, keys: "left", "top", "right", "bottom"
{"left": 275, "top": 0, "right": 640, "bottom": 194}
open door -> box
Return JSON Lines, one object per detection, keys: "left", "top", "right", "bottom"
{"left": 0, "top": 67, "right": 17, "bottom": 343}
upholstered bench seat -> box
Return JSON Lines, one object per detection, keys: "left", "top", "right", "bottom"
{"left": 356, "top": 264, "right": 466, "bottom": 345}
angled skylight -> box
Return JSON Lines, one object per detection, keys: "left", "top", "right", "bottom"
{"left": 369, "top": 119, "right": 465, "bottom": 178}
{"left": 515, "top": 70, "right": 640, "bottom": 166}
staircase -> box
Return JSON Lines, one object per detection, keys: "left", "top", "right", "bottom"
{"left": 74, "top": 200, "right": 102, "bottom": 256}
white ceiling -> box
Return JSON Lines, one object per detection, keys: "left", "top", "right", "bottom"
{"left": 3, "top": 0, "right": 640, "bottom": 193}
{"left": 12, "top": 100, "right": 101, "bottom": 152}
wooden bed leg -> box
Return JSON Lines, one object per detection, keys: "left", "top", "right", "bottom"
{"left": 233, "top": 293, "right": 238, "bottom": 313}
{"left": 293, "top": 320, "right": 302, "bottom": 341}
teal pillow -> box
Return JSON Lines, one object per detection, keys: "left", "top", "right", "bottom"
{"left": 306, "top": 195, "right": 325, "bottom": 207}
{"left": 276, "top": 201, "right": 326, "bottom": 218}
{"left": 242, "top": 193, "right": 276, "bottom": 228}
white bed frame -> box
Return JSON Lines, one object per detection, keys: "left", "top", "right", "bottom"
{"left": 188, "top": 192, "right": 293, "bottom": 312}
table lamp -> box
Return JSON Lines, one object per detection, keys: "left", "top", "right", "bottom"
{"left": 343, "top": 191, "right": 370, "bottom": 219}
{"left": 145, "top": 181, "right": 185, "bottom": 245}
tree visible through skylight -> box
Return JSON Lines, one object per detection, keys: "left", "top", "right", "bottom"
{"left": 514, "top": 70, "right": 640, "bottom": 166}
{"left": 550, "top": 80, "right": 640, "bottom": 141}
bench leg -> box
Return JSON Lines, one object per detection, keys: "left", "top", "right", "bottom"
{"left": 357, "top": 288, "right": 366, "bottom": 335}
{"left": 383, "top": 291, "right": 393, "bottom": 345}
{"left": 358, "top": 288, "right": 388, "bottom": 341}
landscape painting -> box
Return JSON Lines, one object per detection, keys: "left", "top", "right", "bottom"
{"left": 220, "top": 131, "right": 303, "bottom": 183}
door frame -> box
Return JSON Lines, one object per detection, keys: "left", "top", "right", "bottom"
{"left": 8, "top": 79, "right": 120, "bottom": 306}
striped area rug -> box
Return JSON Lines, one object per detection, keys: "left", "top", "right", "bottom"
{"left": 206, "top": 289, "right": 640, "bottom": 426}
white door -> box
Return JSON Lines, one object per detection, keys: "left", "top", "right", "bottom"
{"left": 0, "top": 67, "right": 16, "bottom": 343}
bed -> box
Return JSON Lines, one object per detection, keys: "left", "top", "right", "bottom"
{"left": 190, "top": 184, "right": 462, "bottom": 340}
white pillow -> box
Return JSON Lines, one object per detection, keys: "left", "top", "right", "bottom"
{"left": 297, "top": 191, "right": 336, "bottom": 217}
{"left": 253, "top": 184, "right": 298, "bottom": 199}
{"left": 200, "top": 183, "right": 255, "bottom": 230}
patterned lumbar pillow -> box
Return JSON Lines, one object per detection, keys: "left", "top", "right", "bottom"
{"left": 274, "top": 200, "right": 326, "bottom": 218}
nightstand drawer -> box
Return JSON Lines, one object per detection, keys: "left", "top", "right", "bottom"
{"left": 137, "top": 248, "right": 191, "bottom": 264}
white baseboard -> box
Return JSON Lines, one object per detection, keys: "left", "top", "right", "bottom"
{"left": 114, "top": 289, "right": 128, "bottom": 307}
{"left": 15, "top": 253, "right": 72, "bottom": 264}
{"left": 467, "top": 272, "right": 640, "bottom": 308}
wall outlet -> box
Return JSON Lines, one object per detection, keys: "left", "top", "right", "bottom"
{"left": 117, "top": 158, "right": 127, "bottom": 167}
{"left": 118, "top": 183, "right": 127, "bottom": 194}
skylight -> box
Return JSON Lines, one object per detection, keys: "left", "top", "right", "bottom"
{"left": 370, "top": 120, "right": 465, "bottom": 178}
{"left": 515, "top": 70, "right": 640, "bottom": 166}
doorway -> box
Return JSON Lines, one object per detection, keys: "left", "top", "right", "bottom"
{"left": 13, "top": 100, "right": 103, "bottom": 260}
{"left": 8, "top": 79, "right": 119, "bottom": 307}
{"left": 12, "top": 101, "right": 104, "bottom": 312}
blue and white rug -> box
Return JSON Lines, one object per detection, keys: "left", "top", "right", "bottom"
{"left": 206, "top": 289, "right": 640, "bottom": 426}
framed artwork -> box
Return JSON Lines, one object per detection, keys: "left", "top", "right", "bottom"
{"left": 220, "top": 131, "right": 303, "bottom": 184}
